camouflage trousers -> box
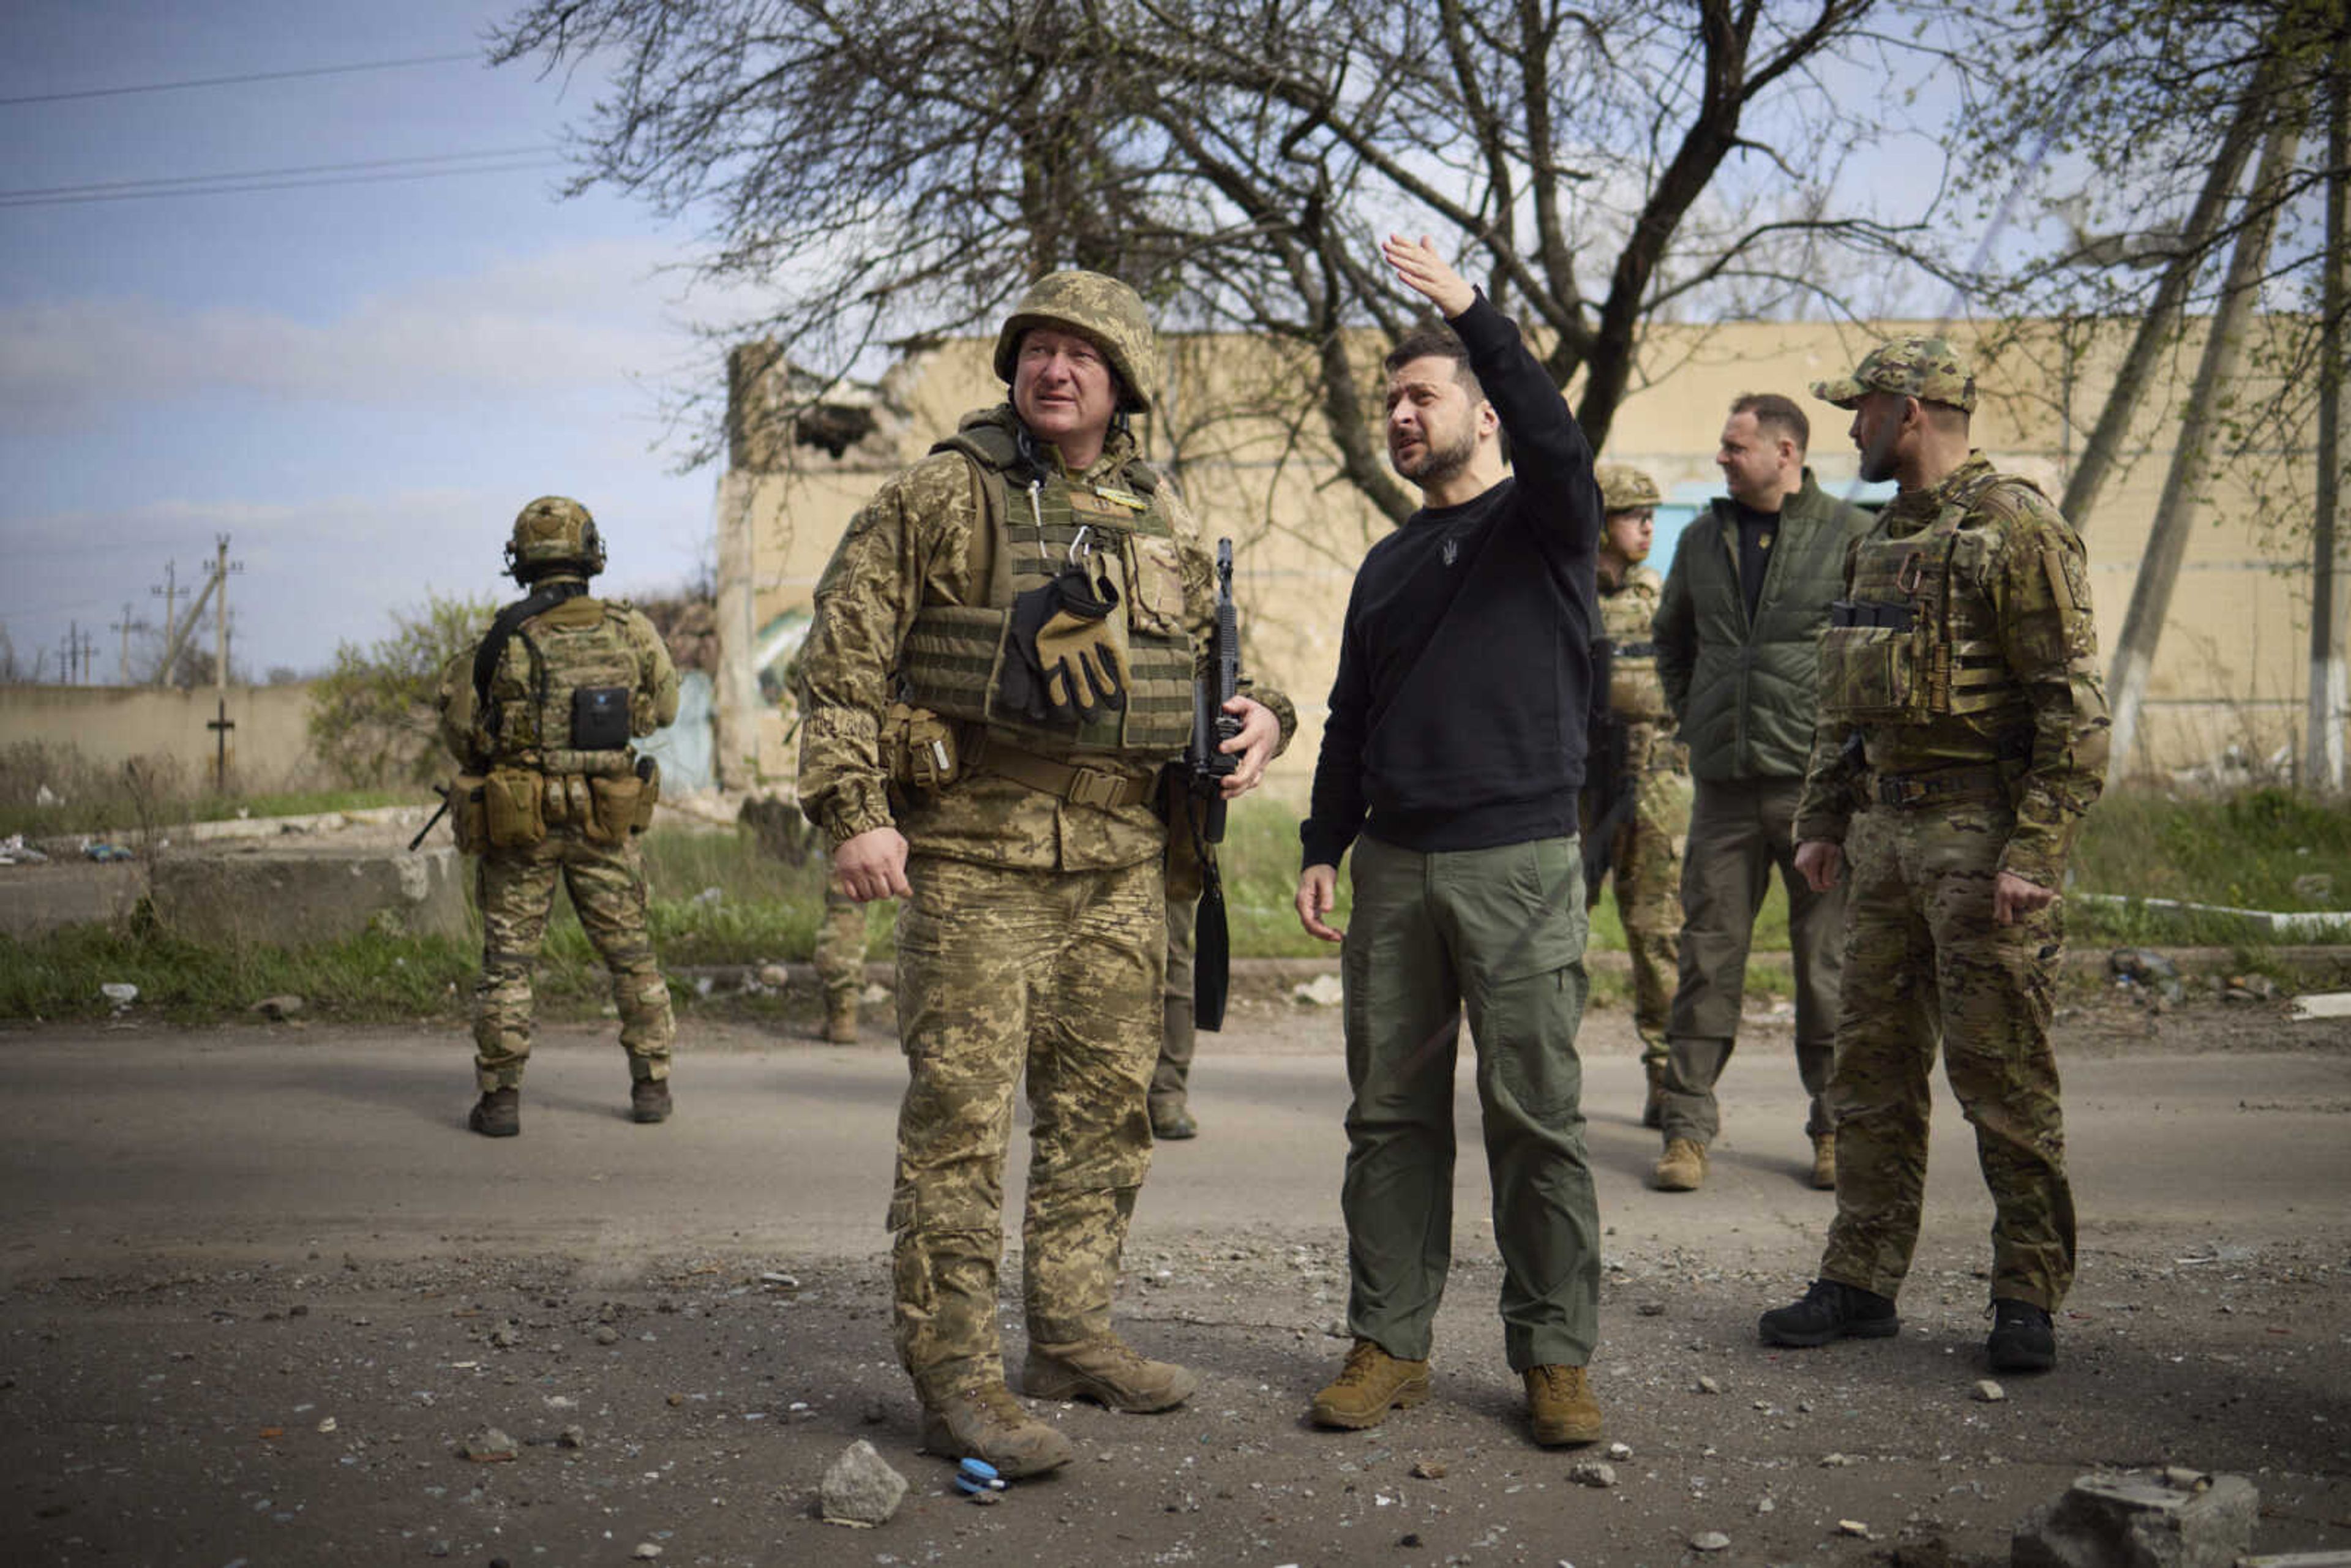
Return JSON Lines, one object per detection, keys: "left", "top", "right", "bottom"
{"left": 472, "top": 831, "right": 675, "bottom": 1092}
{"left": 1818, "top": 802, "right": 2075, "bottom": 1311}
{"left": 888, "top": 852, "right": 1163, "bottom": 1402}
{"left": 813, "top": 883, "right": 866, "bottom": 1010}
{"left": 1583, "top": 759, "right": 1691, "bottom": 1065}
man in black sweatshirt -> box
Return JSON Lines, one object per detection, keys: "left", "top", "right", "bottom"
{"left": 1293, "top": 234, "right": 1605, "bottom": 1449}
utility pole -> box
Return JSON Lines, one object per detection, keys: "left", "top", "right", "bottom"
{"left": 110, "top": 602, "right": 144, "bottom": 685}
{"left": 213, "top": 535, "right": 231, "bottom": 693}
{"left": 151, "top": 559, "right": 180, "bottom": 670}
{"left": 59, "top": 624, "right": 77, "bottom": 685}
{"left": 2309, "top": 32, "right": 2348, "bottom": 795}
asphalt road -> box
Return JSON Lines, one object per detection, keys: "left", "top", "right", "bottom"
{"left": 6, "top": 1009, "right": 2347, "bottom": 1284}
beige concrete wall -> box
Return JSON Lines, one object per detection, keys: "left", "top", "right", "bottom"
{"left": 0, "top": 682, "right": 328, "bottom": 792}
{"left": 725, "top": 314, "right": 2336, "bottom": 793}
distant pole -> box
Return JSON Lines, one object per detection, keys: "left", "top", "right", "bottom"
{"left": 2308, "top": 34, "right": 2347, "bottom": 795}
{"left": 59, "top": 624, "right": 77, "bottom": 685}
{"left": 213, "top": 534, "right": 230, "bottom": 693}
{"left": 151, "top": 560, "right": 179, "bottom": 669}
{"left": 111, "top": 602, "right": 138, "bottom": 685}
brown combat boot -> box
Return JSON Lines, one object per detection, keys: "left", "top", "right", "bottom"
{"left": 1308, "top": 1339, "right": 1431, "bottom": 1430}
{"left": 1653, "top": 1136, "right": 1707, "bottom": 1191}
{"left": 1809, "top": 1131, "right": 1836, "bottom": 1190}
{"left": 918, "top": 1382, "right": 1074, "bottom": 1477}
{"left": 1641, "top": 1060, "right": 1665, "bottom": 1130}
{"left": 631, "top": 1078, "right": 672, "bottom": 1124}
{"left": 823, "top": 996, "right": 858, "bottom": 1045}
{"left": 1022, "top": 1336, "right": 1198, "bottom": 1412}
{"left": 1523, "top": 1364, "right": 1604, "bottom": 1446}
{"left": 1150, "top": 1103, "right": 1199, "bottom": 1141}
{"left": 468, "top": 1087, "right": 520, "bottom": 1138}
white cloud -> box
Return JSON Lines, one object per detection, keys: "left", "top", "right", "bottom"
{"left": 0, "top": 239, "right": 738, "bottom": 424}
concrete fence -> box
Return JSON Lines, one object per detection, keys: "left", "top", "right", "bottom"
{"left": 0, "top": 682, "right": 331, "bottom": 793}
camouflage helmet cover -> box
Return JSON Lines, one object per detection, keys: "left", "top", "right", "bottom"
{"left": 1812, "top": 335, "right": 1978, "bottom": 413}
{"left": 992, "top": 270, "right": 1158, "bottom": 415}
{"left": 506, "top": 495, "right": 606, "bottom": 582}
{"left": 1595, "top": 462, "right": 1663, "bottom": 513}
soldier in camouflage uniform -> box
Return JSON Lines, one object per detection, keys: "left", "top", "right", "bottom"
{"left": 1582, "top": 464, "right": 1692, "bottom": 1128}
{"left": 813, "top": 885, "right": 869, "bottom": 1043}
{"left": 1759, "top": 338, "right": 2109, "bottom": 1375}
{"left": 436, "top": 497, "right": 682, "bottom": 1138}
{"left": 796, "top": 272, "right": 1292, "bottom": 1476}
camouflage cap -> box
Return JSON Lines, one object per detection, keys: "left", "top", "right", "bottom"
{"left": 1811, "top": 336, "right": 1977, "bottom": 413}
{"left": 507, "top": 495, "right": 606, "bottom": 581}
{"left": 1595, "top": 462, "right": 1662, "bottom": 512}
{"left": 993, "top": 271, "right": 1158, "bottom": 415}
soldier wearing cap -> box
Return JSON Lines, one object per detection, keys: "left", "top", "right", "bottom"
{"left": 1583, "top": 464, "right": 1691, "bottom": 1123}
{"left": 435, "top": 497, "right": 681, "bottom": 1137}
{"left": 1758, "top": 336, "right": 2109, "bottom": 1375}
{"left": 795, "top": 271, "right": 1292, "bottom": 1477}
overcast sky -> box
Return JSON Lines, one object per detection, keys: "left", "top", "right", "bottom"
{"left": 1, "top": 1, "right": 735, "bottom": 682}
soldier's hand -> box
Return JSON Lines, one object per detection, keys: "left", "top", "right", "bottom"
{"left": 1296, "top": 863, "right": 1344, "bottom": 943}
{"left": 1381, "top": 233, "right": 1475, "bottom": 318}
{"left": 1218, "top": 695, "right": 1279, "bottom": 799}
{"left": 1993, "top": 870, "right": 2055, "bottom": 926}
{"left": 1793, "top": 839, "right": 1844, "bottom": 893}
{"left": 834, "top": 827, "right": 911, "bottom": 902}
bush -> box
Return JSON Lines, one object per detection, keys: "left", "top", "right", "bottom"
{"left": 307, "top": 593, "right": 497, "bottom": 787}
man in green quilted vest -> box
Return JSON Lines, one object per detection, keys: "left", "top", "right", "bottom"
{"left": 1651, "top": 394, "right": 1872, "bottom": 1194}
{"left": 795, "top": 272, "right": 1292, "bottom": 1478}
{"left": 435, "top": 497, "right": 681, "bottom": 1139}
{"left": 1760, "top": 336, "right": 2107, "bottom": 1376}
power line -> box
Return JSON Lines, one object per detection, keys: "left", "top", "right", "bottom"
{"left": 0, "top": 157, "right": 568, "bottom": 209}
{"left": 0, "top": 51, "right": 479, "bottom": 108}
{"left": 0, "top": 145, "right": 554, "bottom": 202}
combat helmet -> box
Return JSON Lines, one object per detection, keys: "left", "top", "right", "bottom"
{"left": 1596, "top": 463, "right": 1662, "bottom": 513}
{"left": 506, "top": 495, "right": 606, "bottom": 583}
{"left": 992, "top": 271, "right": 1158, "bottom": 414}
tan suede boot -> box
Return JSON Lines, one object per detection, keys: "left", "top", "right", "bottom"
{"left": 1809, "top": 1131, "right": 1837, "bottom": 1190}
{"left": 1524, "top": 1364, "right": 1603, "bottom": 1446}
{"left": 1308, "top": 1340, "right": 1431, "bottom": 1430}
{"left": 918, "top": 1382, "right": 1074, "bottom": 1477}
{"left": 1653, "top": 1137, "right": 1707, "bottom": 1191}
{"left": 1022, "top": 1336, "right": 1198, "bottom": 1412}
{"left": 823, "top": 996, "right": 858, "bottom": 1045}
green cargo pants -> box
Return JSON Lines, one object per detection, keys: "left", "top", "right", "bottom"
{"left": 1338, "top": 833, "right": 1601, "bottom": 1371}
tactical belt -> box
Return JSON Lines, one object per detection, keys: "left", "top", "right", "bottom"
{"left": 972, "top": 737, "right": 1157, "bottom": 810}
{"left": 1871, "top": 764, "right": 2009, "bottom": 808}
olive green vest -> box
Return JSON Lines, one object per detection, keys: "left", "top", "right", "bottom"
{"left": 898, "top": 416, "right": 1196, "bottom": 760}
{"left": 1818, "top": 470, "right": 2038, "bottom": 734}
{"left": 478, "top": 595, "right": 645, "bottom": 776}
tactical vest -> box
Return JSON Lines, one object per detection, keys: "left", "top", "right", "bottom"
{"left": 1817, "top": 471, "right": 2038, "bottom": 733}
{"left": 477, "top": 595, "right": 647, "bottom": 776}
{"left": 897, "top": 418, "right": 1196, "bottom": 760}
{"left": 1599, "top": 567, "right": 1671, "bottom": 725}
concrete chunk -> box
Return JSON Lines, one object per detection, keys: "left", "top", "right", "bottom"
{"left": 2012, "top": 1468, "right": 2257, "bottom": 1568}
{"left": 819, "top": 1438, "right": 907, "bottom": 1527}
{"left": 150, "top": 843, "right": 470, "bottom": 946}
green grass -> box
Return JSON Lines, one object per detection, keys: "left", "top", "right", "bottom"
{"left": 2, "top": 784, "right": 2333, "bottom": 1024}
{"left": 0, "top": 783, "right": 411, "bottom": 841}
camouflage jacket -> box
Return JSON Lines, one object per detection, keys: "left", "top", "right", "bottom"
{"left": 1794, "top": 453, "right": 2109, "bottom": 887}
{"left": 436, "top": 587, "right": 680, "bottom": 771}
{"left": 795, "top": 407, "right": 1294, "bottom": 871}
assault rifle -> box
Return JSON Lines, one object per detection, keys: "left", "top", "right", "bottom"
{"left": 1580, "top": 636, "right": 1635, "bottom": 899}
{"left": 1180, "top": 539, "right": 1244, "bottom": 1030}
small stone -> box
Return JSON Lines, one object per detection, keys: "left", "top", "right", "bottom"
{"left": 1838, "top": 1519, "right": 1871, "bottom": 1537}
{"left": 557, "top": 1425, "right": 585, "bottom": 1449}
{"left": 1605, "top": 1441, "right": 1633, "bottom": 1461}
{"left": 315, "top": 1416, "right": 337, "bottom": 1433}
{"left": 251, "top": 994, "right": 304, "bottom": 1020}
{"left": 1695, "top": 1375, "right": 1721, "bottom": 1394}
{"left": 1568, "top": 1461, "right": 1616, "bottom": 1489}
{"left": 594, "top": 1325, "right": 621, "bottom": 1346}
{"left": 489, "top": 1325, "right": 519, "bottom": 1349}
{"left": 1756, "top": 1496, "right": 1775, "bottom": 1514}
{"left": 820, "top": 1438, "right": 909, "bottom": 1527}
{"left": 757, "top": 963, "right": 791, "bottom": 987}
{"left": 667, "top": 1393, "right": 685, "bottom": 1407}
{"left": 1411, "top": 1460, "right": 1447, "bottom": 1480}
{"left": 1635, "top": 1301, "right": 1665, "bottom": 1316}
{"left": 632, "top": 1544, "right": 662, "bottom": 1560}
{"left": 1400, "top": 1533, "right": 1423, "bottom": 1548}
{"left": 967, "top": 1488, "right": 1000, "bottom": 1507}
{"left": 459, "top": 1425, "right": 519, "bottom": 1462}
{"left": 1821, "top": 1452, "right": 1852, "bottom": 1467}
{"left": 1974, "top": 1379, "right": 2006, "bottom": 1403}
{"left": 861, "top": 1396, "right": 888, "bottom": 1425}
{"left": 1692, "top": 1531, "right": 1731, "bottom": 1552}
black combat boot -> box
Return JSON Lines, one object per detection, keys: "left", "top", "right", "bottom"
{"left": 1986, "top": 1299, "right": 2056, "bottom": 1373}
{"left": 469, "top": 1087, "right": 520, "bottom": 1138}
{"left": 1758, "top": 1278, "right": 1899, "bottom": 1347}
{"left": 630, "top": 1079, "right": 672, "bottom": 1123}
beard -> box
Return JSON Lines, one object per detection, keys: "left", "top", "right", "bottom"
{"left": 1392, "top": 422, "right": 1477, "bottom": 487}
{"left": 1856, "top": 422, "right": 1901, "bottom": 484}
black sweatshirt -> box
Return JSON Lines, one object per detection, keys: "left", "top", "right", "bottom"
{"left": 1300, "top": 291, "right": 1600, "bottom": 869}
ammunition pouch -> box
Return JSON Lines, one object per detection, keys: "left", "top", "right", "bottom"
{"left": 882, "top": 703, "right": 961, "bottom": 794}
{"left": 449, "top": 773, "right": 490, "bottom": 854}
{"left": 1818, "top": 600, "right": 1933, "bottom": 727}
{"left": 482, "top": 768, "right": 546, "bottom": 849}
{"left": 587, "top": 771, "right": 643, "bottom": 844}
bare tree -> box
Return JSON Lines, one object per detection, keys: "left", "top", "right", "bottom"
{"left": 495, "top": 0, "right": 1951, "bottom": 527}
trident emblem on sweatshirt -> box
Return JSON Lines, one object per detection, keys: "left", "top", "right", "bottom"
{"left": 1441, "top": 536, "right": 1460, "bottom": 567}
